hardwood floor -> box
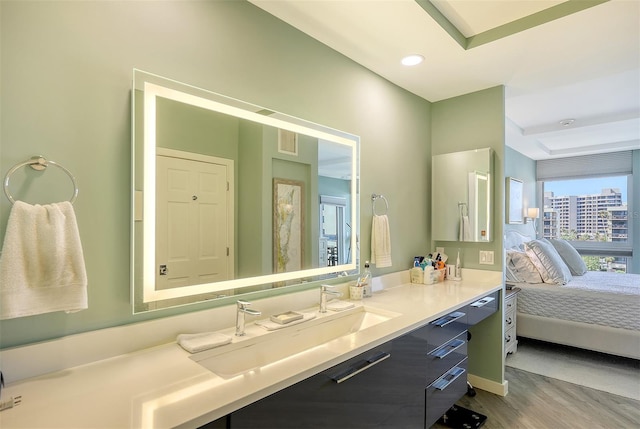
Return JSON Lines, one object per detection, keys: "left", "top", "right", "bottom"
{"left": 431, "top": 366, "right": 640, "bottom": 429}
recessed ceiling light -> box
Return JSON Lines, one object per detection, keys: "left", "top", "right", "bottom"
{"left": 401, "top": 54, "right": 424, "bottom": 66}
{"left": 559, "top": 118, "right": 575, "bottom": 126}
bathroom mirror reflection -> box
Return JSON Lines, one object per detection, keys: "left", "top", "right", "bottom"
{"left": 432, "top": 148, "right": 493, "bottom": 242}
{"left": 132, "top": 70, "right": 360, "bottom": 313}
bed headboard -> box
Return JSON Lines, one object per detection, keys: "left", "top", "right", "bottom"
{"left": 504, "top": 229, "right": 534, "bottom": 250}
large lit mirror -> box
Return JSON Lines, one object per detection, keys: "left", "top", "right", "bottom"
{"left": 132, "top": 70, "right": 359, "bottom": 313}
{"left": 432, "top": 148, "right": 493, "bottom": 242}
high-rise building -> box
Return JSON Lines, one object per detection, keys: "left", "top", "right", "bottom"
{"left": 543, "top": 188, "right": 625, "bottom": 240}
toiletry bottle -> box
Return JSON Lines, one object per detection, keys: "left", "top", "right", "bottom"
{"left": 362, "top": 261, "right": 373, "bottom": 297}
{"left": 455, "top": 250, "right": 462, "bottom": 280}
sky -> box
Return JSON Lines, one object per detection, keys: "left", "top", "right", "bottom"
{"left": 545, "top": 176, "right": 627, "bottom": 203}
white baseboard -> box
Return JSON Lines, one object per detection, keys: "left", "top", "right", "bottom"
{"left": 468, "top": 373, "right": 508, "bottom": 396}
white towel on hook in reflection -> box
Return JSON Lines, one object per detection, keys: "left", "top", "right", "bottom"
{"left": 371, "top": 214, "right": 392, "bottom": 268}
{"left": 0, "top": 201, "right": 88, "bottom": 320}
{"left": 459, "top": 215, "right": 471, "bottom": 241}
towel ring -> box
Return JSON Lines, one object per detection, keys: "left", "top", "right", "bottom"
{"left": 3, "top": 156, "right": 79, "bottom": 204}
{"left": 372, "top": 193, "right": 389, "bottom": 216}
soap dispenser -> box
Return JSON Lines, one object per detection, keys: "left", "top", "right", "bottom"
{"left": 362, "top": 261, "right": 372, "bottom": 297}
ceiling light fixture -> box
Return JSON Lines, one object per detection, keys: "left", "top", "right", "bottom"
{"left": 401, "top": 54, "right": 424, "bottom": 66}
{"left": 559, "top": 118, "right": 575, "bottom": 127}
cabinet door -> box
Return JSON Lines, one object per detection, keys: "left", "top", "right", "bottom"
{"left": 230, "top": 326, "right": 430, "bottom": 429}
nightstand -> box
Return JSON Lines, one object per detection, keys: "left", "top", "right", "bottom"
{"left": 505, "top": 286, "right": 520, "bottom": 356}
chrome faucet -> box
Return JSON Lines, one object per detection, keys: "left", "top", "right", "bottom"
{"left": 235, "top": 300, "right": 261, "bottom": 336}
{"left": 319, "top": 285, "right": 341, "bottom": 313}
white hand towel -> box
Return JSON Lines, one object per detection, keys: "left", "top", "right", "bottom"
{"left": 177, "top": 332, "right": 232, "bottom": 353}
{"left": 255, "top": 311, "right": 317, "bottom": 331}
{"left": 459, "top": 215, "right": 471, "bottom": 241}
{"left": 0, "top": 201, "right": 88, "bottom": 320}
{"left": 371, "top": 214, "right": 392, "bottom": 268}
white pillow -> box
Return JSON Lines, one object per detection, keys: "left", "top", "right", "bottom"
{"left": 548, "top": 239, "right": 587, "bottom": 276}
{"left": 506, "top": 250, "right": 543, "bottom": 283}
{"left": 524, "top": 239, "right": 572, "bottom": 285}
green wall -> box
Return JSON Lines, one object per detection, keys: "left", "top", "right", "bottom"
{"left": 0, "top": 0, "right": 432, "bottom": 348}
{"left": 504, "top": 146, "right": 538, "bottom": 236}
{"left": 430, "top": 85, "right": 506, "bottom": 384}
{"left": 431, "top": 86, "right": 506, "bottom": 271}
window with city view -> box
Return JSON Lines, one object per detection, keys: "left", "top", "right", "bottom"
{"left": 542, "top": 175, "right": 630, "bottom": 273}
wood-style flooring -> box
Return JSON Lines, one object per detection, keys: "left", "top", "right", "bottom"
{"left": 431, "top": 366, "right": 640, "bottom": 429}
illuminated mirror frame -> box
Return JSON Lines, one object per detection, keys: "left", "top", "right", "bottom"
{"left": 133, "top": 70, "right": 359, "bottom": 305}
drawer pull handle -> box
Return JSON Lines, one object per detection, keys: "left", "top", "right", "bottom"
{"left": 432, "top": 366, "right": 466, "bottom": 390}
{"left": 429, "top": 338, "right": 465, "bottom": 359}
{"left": 431, "top": 311, "right": 465, "bottom": 327}
{"left": 470, "top": 296, "right": 495, "bottom": 307}
{"left": 506, "top": 317, "right": 513, "bottom": 325}
{"left": 505, "top": 334, "right": 512, "bottom": 343}
{"left": 331, "top": 352, "right": 391, "bottom": 384}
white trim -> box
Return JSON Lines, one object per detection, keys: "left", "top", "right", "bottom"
{"left": 468, "top": 373, "right": 509, "bottom": 396}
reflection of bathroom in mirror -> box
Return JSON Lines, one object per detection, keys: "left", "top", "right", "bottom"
{"left": 132, "top": 70, "right": 360, "bottom": 313}
{"left": 432, "top": 148, "right": 493, "bottom": 242}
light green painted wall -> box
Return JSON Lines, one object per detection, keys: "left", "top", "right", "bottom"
{"left": 430, "top": 85, "right": 506, "bottom": 384}
{"left": 0, "top": 0, "right": 432, "bottom": 348}
{"left": 431, "top": 86, "right": 506, "bottom": 271}
{"left": 504, "top": 146, "right": 538, "bottom": 236}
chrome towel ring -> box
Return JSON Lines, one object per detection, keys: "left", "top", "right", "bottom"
{"left": 3, "top": 155, "right": 79, "bottom": 204}
{"left": 371, "top": 193, "right": 389, "bottom": 216}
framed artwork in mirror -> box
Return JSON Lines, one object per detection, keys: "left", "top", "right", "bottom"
{"left": 506, "top": 177, "right": 524, "bottom": 224}
{"left": 273, "top": 178, "right": 304, "bottom": 274}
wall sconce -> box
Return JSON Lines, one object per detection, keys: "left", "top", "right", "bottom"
{"left": 526, "top": 207, "right": 540, "bottom": 235}
{"left": 525, "top": 207, "right": 540, "bottom": 223}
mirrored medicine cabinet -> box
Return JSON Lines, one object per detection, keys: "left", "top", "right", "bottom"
{"left": 132, "top": 70, "right": 360, "bottom": 313}
{"left": 432, "top": 148, "right": 493, "bottom": 242}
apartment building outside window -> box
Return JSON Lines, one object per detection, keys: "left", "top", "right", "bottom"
{"left": 536, "top": 151, "right": 635, "bottom": 274}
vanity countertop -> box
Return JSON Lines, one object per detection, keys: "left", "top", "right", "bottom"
{"left": 1, "top": 271, "right": 502, "bottom": 429}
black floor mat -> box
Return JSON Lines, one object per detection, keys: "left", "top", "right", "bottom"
{"left": 437, "top": 404, "right": 487, "bottom": 429}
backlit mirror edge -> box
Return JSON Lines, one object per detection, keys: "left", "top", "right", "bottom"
{"left": 131, "top": 69, "right": 360, "bottom": 313}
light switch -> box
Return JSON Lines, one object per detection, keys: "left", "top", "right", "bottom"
{"left": 479, "top": 250, "right": 494, "bottom": 265}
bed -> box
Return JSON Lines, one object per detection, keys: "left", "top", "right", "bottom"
{"left": 505, "top": 230, "right": 640, "bottom": 360}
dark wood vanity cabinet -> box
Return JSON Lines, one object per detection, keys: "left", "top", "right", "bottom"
{"left": 229, "top": 328, "right": 431, "bottom": 428}
{"left": 219, "top": 292, "right": 499, "bottom": 429}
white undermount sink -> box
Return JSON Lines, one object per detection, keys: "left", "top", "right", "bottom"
{"left": 189, "top": 305, "right": 400, "bottom": 378}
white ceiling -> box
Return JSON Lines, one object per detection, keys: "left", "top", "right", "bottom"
{"left": 250, "top": 0, "right": 640, "bottom": 160}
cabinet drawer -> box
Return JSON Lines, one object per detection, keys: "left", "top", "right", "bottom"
{"left": 504, "top": 295, "right": 517, "bottom": 313}
{"left": 424, "top": 311, "right": 467, "bottom": 351}
{"left": 426, "top": 332, "right": 467, "bottom": 385}
{"left": 466, "top": 291, "right": 500, "bottom": 325}
{"left": 505, "top": 326, "right": 516, "bottom": 348}
{"left": 505, "top": 309, "right": 515, "bottom": 330}
{"left": 425, "top": 358, "right": 468, "bottom": 428}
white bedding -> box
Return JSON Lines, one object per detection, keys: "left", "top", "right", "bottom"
{"left": 514, "top": 271, "right": 640, "bottom": 331}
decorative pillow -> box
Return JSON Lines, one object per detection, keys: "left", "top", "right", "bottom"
{"left": 524, "top": 239, "right": 572, "bottom": 285}
{"left": 548, "top": 238, "right": 588, "bottom": 276}
{"left": 506, "top": 250, "right": 543, "bottom": 283}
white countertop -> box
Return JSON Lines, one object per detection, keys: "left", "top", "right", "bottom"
{"left": 0, "top": 271, "right": 502, "bottom": 429}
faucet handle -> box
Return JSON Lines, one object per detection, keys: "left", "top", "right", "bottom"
{"left": 237, "top": 300, "right": 252, "bottom": 309}
{"left": 321, "top": 284, "right": 335, "bottom": 292}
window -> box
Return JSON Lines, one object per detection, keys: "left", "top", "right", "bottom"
{"left": 542, "top": 176, "right": 630, "bottom": 272}
{"left": 536, "top": 151, "right": 635, "bottom": 274}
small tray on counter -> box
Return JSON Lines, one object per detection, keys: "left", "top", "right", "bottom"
{"left": 270, "top": 311, "right": 304, "bottom": 325}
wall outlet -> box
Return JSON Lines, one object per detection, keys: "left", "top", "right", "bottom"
{"left": 479, "top": 250, "right": 494, "bottom": 265}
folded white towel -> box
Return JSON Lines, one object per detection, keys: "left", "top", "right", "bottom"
{"left": 0, "top": 201, "right": 88, "bottom": 320}
{"left": 255, "top": 311, "right": 317, "bottom": 331}
{"left": 459, "top": 215, "right": 471, "bottom": 241}
{"left": 326, "top": 300, "right": 355, "bottom": 312}
{"left": 371, "top": 214, "right": 392, "bottom": 268}
{"left": 177, "top": 332, "right": 232, "bottom": 353}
